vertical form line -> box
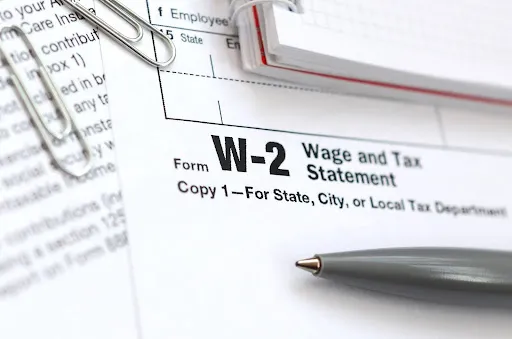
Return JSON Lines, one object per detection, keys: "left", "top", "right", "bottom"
{"left": 217, "top": 100, "right": 224, "bottom": 124}
{"left": 146, "top": 1, "right": 158, "bottom": 63}
{"left": 435, "top": 106, "right": 447, "bottom": 146}
{"left": 210, "top": 55, "right": 216, "bottom": 78}
{"left": 145, "top": 0, "right": 167, "bottom": 118}
{"left": 149, "top": 32, "right": 168, "bottom": 118}
{"left": 146, "top": 0, "right": 152, "bottom": 22}
{"left": 157, "top": 69, "right": 168, "bottom": 118}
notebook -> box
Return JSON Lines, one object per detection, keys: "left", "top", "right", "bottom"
{"left": 232, "top": 0, "right": 512, "bottom": 111}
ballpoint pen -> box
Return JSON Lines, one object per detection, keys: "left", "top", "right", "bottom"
{"left": 296, "top": 247, "right": 512, "bottom": 307}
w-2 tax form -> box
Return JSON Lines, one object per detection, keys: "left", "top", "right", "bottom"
{"left": 100, "top": 0, "right": 512, "bottom": 338}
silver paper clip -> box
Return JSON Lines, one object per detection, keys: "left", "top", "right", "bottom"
{"left": 0, "top": 26, "right": 93, "bottom": 178}
{"left": 62, "top": 0, "right": 176, "bottom": 67}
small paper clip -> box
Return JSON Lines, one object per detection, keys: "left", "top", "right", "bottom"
{"left": 62, "top": 0, "right": 176, "bottom": 67}
{"left": 0, "top": 26, "right": 93, "bottom": 178}
{"left": 229, "top": 0, "right": 301, "bottom": 23}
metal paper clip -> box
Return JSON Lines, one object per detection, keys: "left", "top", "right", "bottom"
{"left": 62, "top": 0, "right": 176, "bottom": 67}
{"left": 0, "top": 26, "right": 93, "bottom": 178}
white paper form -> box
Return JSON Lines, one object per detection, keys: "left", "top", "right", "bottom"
{"left": 0, "top": 1, "right": 136, "bottom": 338}
{"left": 100, "top": 1, "right": 512, "bottom": 338}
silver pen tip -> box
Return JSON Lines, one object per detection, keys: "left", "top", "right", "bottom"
{"left": 295, "top": 257, "right": 321, "bottom": 274}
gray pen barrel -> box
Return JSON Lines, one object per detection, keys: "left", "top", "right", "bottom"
{"left": 316, "top": 247, "right": 512, "bottom": 308}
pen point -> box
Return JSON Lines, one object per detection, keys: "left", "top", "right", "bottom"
{"left": 295, "top": 257, "right": 321, "bottom": 274}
